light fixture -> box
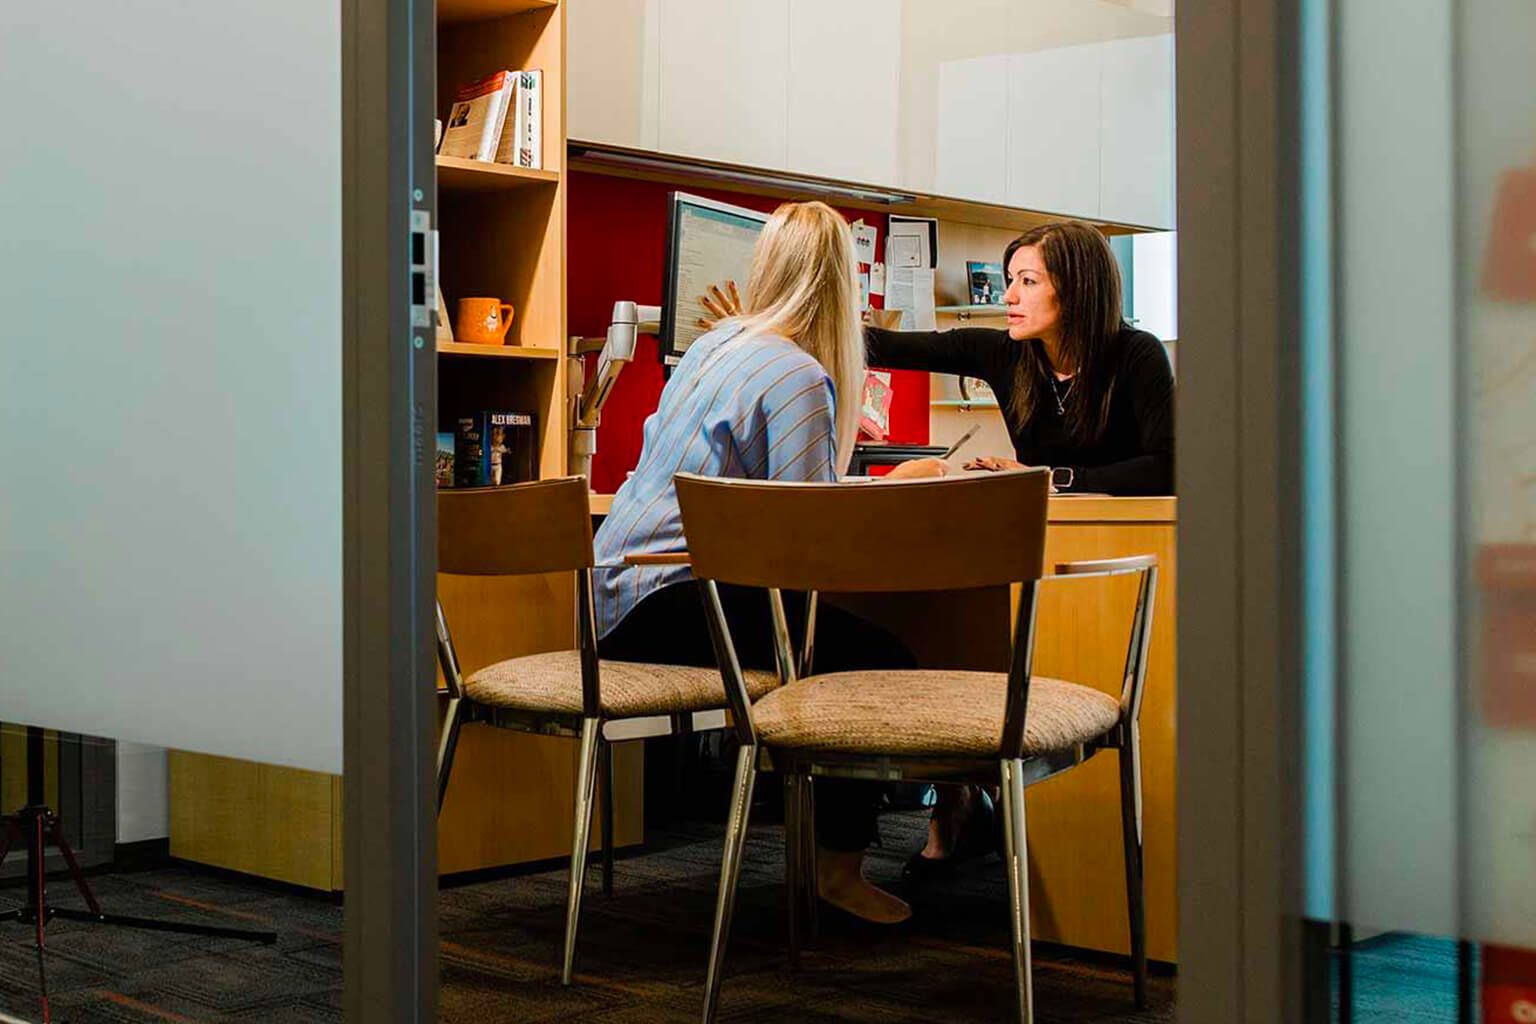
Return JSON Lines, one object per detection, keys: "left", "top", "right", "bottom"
{"left": 569, "top": 143, "right": 919, "bottom": 206}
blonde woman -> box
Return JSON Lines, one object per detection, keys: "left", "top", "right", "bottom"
{"left": 595, "top": 201, "right": 917, "bottom": 925}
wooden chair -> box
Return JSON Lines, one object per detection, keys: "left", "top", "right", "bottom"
{"left": 674, "top": 470, "right": 1158, "bottom": 1024}
{"left": 434, "top": 477, "right": 778, "bottom": 985}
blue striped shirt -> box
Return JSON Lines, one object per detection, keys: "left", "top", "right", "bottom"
{"left": 593, "top": 323, "right": 839, "bottom": 638}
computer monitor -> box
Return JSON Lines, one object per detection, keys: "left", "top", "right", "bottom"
{"left": 658, "top": 192, "right": 770, "bottom": 365}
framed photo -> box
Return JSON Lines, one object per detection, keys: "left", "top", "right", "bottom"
{"left": 965, "top": 260, "right": 1006, "bottom": 306}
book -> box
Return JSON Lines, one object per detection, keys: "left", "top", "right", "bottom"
{"left": 857, "top": 370, "right": 893, "bottom": 441}
{"left": 434, "top": 283, "right": 453, "bottom": 344}
{"left": 965, "top": 260, "right": 1006, "bottom": 306}
{"left": 440, "top": 71, "right": 516, "bottom": 162}
{"left": 494, "top": 69, "right": 542, "bottom": 169}
{"left": 454, "top": 411, "right": 537, "bottom": 488}
{"left": 434, "top": 433, "right": 455, "bottom": 488}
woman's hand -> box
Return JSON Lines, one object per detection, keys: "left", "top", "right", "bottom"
{"left": 883, "top": 457, "right": 949, "bottom": 480}
{"left": 963, "top": 456, "right": 1029, "bottom": 473}
{"left": 695, "top": 281, "right": 743, "bottom": 330}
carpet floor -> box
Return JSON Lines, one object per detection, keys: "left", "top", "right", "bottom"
{"left": 0, "top": 811, "right": 1466, "bottom": 1023}
{"left": 0, "top": 812, "right": 1169, "bottom": 1023}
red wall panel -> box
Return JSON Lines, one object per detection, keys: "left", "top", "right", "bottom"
{"left": 568, "top": 171, "right": 929, "bottom": 494}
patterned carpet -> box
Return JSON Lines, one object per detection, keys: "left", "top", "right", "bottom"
{"left": 0, "top": 812, "right": 1173, "bottom": 1023}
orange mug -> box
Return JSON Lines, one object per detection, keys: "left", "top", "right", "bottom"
{"left": 455, "top": 297, "right": 515, "bottom": 345}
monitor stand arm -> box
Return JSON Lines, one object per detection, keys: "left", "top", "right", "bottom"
{"left": 568, "top": 301, "right": 661, "bottom": 483}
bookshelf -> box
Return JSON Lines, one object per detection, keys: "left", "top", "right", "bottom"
{"left": 170, "top": 0, "right": 645, "bottom": 892}
{"left": 436, "top": 341, "right": 560, "bottom": 359}
{"left": 439, "top": 0, "right": 557, "bottom": 23}
{"left": 436, "top": 155, "right": 560, "bottom": 192}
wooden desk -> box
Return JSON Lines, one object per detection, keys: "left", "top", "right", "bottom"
{"left": 1032, "top": 496, "right": 1176, "bottom": 962}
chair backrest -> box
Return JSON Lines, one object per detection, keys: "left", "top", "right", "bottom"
{"left": 674, "top": 470, "right": 1050, "bottom": 593}
{"left": 437, "top": 477, "right": 593, "bottom": 576}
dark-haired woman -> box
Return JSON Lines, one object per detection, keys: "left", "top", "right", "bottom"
{"left": 868, "top": 219, "right": 1173, "bottom": 494}
{"left": 702, "top": 220, "right": 1174, "bottom": 875}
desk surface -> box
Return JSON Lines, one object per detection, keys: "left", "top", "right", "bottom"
{"left": 589, "top": 492, "right": 1175, "bottom": 523}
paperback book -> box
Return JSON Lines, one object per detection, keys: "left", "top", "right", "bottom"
{"left": 493, "top": 69, "right": 543, "bottom": 169}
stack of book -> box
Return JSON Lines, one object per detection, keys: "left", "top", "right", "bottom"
{"left": 438, "top": 69, "right": 543, "bottom": 169}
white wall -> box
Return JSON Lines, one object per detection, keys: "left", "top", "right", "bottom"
{"left": 0, "top": 0, "right": 345, "bottom": 774}
{"left": 117, "top": 744, "right": 170, "bottom": 844}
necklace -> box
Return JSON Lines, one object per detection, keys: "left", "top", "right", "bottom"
{"left": 1048, "top": 375, "right": 1074, "bottom": 417}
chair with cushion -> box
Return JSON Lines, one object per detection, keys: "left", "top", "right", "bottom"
{"left": 674, "top": 470, "right": 1157, "bottom": 1024}
{"left": 434, "top": 477, "right": 777, "bottom": 985}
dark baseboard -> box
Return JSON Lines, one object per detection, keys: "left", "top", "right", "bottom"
{"left": 113, "top": 837, "right": 171, "bottom": 871}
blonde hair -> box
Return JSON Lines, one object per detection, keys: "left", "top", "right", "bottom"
{"left": 732, "top": 201, "right": 865, "bottom": 472}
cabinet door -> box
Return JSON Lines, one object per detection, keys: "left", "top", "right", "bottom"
{"left": 1099, "top": 33, "right": 1175, "bottom": 228}
{"left": 569, "top": 0, "right": 661, "bottom": 150}
{"left": 1131, "top": 230, "right": 1178, "bottom": 340}
{"left": 658, "top": 0, "right": 790, "bottom": 171}
{"left": 1005, "top": 43, "right": 1103, "bottom": 218}
{"left": 934, "top": 55, "right": 1009, "bottom": 205}
{"left": 786, "top": 0, "right": 901, "bottom": 187}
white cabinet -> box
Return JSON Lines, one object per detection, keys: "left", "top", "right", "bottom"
{"left": 934, "top": 56, "right": 1009, "bottom": 205}
{"left": 1130, "top": 230, "right": 1177, "bottom": 340}
{"left": 1004, "top": 43, "right": 1103, "bottom": 218}
{"left": 656, "top": 0, "right": 790, "bottom": 172}
{"left": 786, "top": 0, "right": 901, "bottom": 186}
{"left": 1099, "top": 34, "right": 1175, "bottom": 228}
{"left": 568, "top": 0, "right": 661, "bottom": 150}
{"left": 568, "top": 3, "right": 1176, "bottom": 230}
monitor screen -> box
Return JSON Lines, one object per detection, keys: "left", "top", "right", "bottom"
{"left": 659, "top": 192, "right": 770, "bottom": 364}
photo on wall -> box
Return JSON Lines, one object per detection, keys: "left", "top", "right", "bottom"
{"left": 965, "top": 260, "right": 1006, "bottom": 306}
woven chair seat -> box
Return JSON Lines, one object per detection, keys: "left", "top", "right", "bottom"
{"left": 464, "top": 650, "right": 779, "bottom": 719}
{"left": 752, "top": 670, "right": 1122, "bottom": 758}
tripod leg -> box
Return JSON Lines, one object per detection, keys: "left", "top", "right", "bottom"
{"left": 36, "top": 940, "right": 51, "bottom": 1024}
{"left": 47, "top": 906, "right": 276, "bottom": 943}
{"left": 32, "top": 812, "right": 47, "bottom": 951}
{"left": 45, "top": 814, "right": 103, "bottom": 916}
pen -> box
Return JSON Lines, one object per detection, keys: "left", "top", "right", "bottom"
{"left": 941, "top": 424, "right": 980, "bottom": 461}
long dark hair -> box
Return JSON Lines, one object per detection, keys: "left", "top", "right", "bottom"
{"left": 1003, "top": 221, "right": 1124, "bottom": 443}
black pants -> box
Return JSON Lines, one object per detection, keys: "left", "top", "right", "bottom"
{"left": 597, "top": 580, "right": 917, "bottom": 852}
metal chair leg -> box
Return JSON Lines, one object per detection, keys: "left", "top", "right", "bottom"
{"left": 800, "top": 773, "right": 818, "bottom": 940}
{"left": 783, "top": 773, "right": 803, "bottom": 969}
{"left": 562, "top": 718, "right": 602, "bottom": 987}
{"left": 702, "top": 744, "right": 758, "bottom": 1023}
{"left": 435, "top": 695, "right": 464, "bottom": 814}
{"left": 1119, "top": 724, "right": 1148, "bottom": 1008}
{"left": 999, "top": 759, "right": 1035, "bottom": 1024}
{"left": 600, "top": 739, "right": 615, "bottom": 898}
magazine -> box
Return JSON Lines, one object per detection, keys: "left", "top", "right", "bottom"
{"left": 440, "top": 71, "right": 516, "bottom": 162}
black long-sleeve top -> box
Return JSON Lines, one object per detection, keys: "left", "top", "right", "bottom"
{"left": 867, "top": 324, "right": 1175, "bottom": 495}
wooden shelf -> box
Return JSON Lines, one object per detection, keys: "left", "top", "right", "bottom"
{"left": 437, "top": 341, "right": 560, "bottom": 359}
{"left": 438, "top": 0, "right": 556, "bottom": 24}
{"left": 436, "top": 157, "right": 559, "bottom": 192}
{"left": 935, "top": 304, "right": 1008, "bottom": 317}
{"left": 931, "top": 398, "right": 1000, "bottom": 409}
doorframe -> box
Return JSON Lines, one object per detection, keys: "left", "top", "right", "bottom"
{"left": 1175, "top": 0, "right": 1311, "bottom": 1018}
{"left": 341, "top": 0, "right": 438, "bottom": 1018}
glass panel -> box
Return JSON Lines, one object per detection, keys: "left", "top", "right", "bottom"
{"left": 1303, "top": 0, "right": 1536, "bottom": 1016}
{"left": 0, "top": 0, "right": 350, "bottom": 1017}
